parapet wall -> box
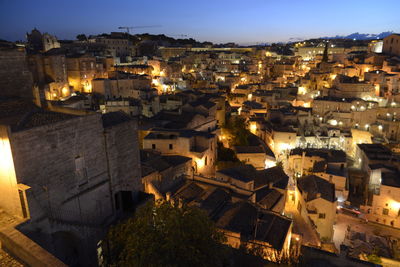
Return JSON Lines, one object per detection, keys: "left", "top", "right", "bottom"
{"left": 0, "top": 226, "right": 66, "bottom": 267}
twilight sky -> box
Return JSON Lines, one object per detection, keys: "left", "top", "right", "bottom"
{"left": 0, "top": 0, "right": 399, "bottom": 44}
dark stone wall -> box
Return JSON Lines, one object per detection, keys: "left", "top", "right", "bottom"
{"left": 0, "top": 48, "right": 34, "bottom": 99}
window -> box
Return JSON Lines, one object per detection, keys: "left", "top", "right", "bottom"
{"left": 205, "top": 156, "right": 208, "bottom": 166}
{"left": 383, "top": 208, "right": 389, "bottom": 215}
{"left": 169, "top": 144, "right": 173, "bottom": 150}
{"left": 152, "top": 144, "right": 156, "bottom": 149}
{"left": 318, "top": 213, "right": 326, "bottom": 219}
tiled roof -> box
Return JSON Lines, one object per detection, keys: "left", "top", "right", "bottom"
{"left": 144, "top": 128, "right": 214, "bottom": 139}
{"left": 255, "top": 187, "right": 283, "bottom": 210}
{"left": 297, "top": 175, "right": 336, "bottom": 203}
{"left": 254, "top": 166, "right": 289, "bottom": 190}
{"left": 173, "top": 182, "right": 205, "bottom": 203}
{"left": 216, "top": 201, "right": 292, "bottom": 250}
{"left": 0, "top": 98, "right": 79, "bottom": 132}
{"left": 102, "top": 111, "right": 132, "bottom": 128}
{"left": 217, "top": 165, "right": 255, "bottom": 183}
{"left": 200, "top": 188, "right": 231, "bottom": 219}
{"left": 217, "top": 165, "right": 288, "bottom": 190}
{"left": 140, "top": 150, "right": 191, "bottom": 174}
{"left": 381, "top": 172, "right": 400, "bottom": 188}
{"left": 357, "top": 144, "right": 392, "bottom": 160}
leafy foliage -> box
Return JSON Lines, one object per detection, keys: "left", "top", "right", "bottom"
{"left": 76, "top": 34, "right": 87, "bottom": 41}
{"left": 104, "top": 201, "right": 228, "bottom": 267}
{"left": 217, "top": 142, "right": 239, "bottom": 162}
{"left": 240, "top": 242, "right": 300, "bottom": 265}
{"left": 366, "top": 253, "right": 382, "bottom": 264}
{"left": 216, "top": 142, "right": 244, "bottom": 170}
{"left": 223, "top": 116, "right": 251, "bottom": 146}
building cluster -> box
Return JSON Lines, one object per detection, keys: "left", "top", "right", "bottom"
{"left": 1, "top": 30, "right": 400, "bottom": 266}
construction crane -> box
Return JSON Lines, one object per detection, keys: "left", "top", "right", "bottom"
{"left": 118, "top": 25, "right": 161, "bottom": 34}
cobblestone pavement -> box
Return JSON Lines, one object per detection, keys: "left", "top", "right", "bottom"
{"left": 0, "top": 209, "right": 25, "bottom": 266}
{"left": 0, "top": 249, "right": 23, "bottom": 267}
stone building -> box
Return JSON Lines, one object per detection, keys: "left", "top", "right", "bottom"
{"left": 383, "top": 34, "right": 400, "bottom": 57}
{"left": 0, "top": 41, "right": 34, "bottom": 99}
{"left": 171, "top": 182, "right": 293, "bottom": 262}
{"left": 94, "top": 34, "right": 132, "bottom": 61}
{"left": 362, "top": 166, "right": 400, "bottom": 228}
{"left": 0, "top": 99, "right": 142, "bottom": 265}
{"left": 330, "top": 75, "right": 375, "bottom": 99}
{"left": 92, "top": 75, "right": 151, "bottom": 99}
{"left": 66, "top": 54, "right": 108, "bottom": 93}
{"left": 26, "top": 28, "right": 60, "bottom": 52}
{"left": 140, "top": 150, "right": 192, "bottom": 199}
{"left": 297, "top": 175, "right": 337, "bottom": 241}
{"left": 27, "top": 48, "right": 70, "bottom": 100}
{"left": 143, "top": 129, "right": 217, "bottom": 176}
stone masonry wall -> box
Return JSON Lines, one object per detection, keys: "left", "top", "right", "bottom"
{"left": 9, "top": 113, "right": 113, "bottom": 225}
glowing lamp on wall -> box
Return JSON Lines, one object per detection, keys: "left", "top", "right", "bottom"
{"left": 390, "top": 200, "right": 400, "bottom": 210}
{"left": 264, "top": 159, "right": 276, "bottom": 169}
{"left": 298, "top": 87, "right": 307, "bottom": 95}
{"left": 249, "top": 123, "right": 257, "bottom": 134}
{"left": 328, "top": 119, "right": 338, "bottom": 126}
{"left": 195, "top": 157, "right": 205, "bottom": 170}
{"left": 61, "top": 87, "right": 69, "bottom": 97}
{"left": 83, "top": 82, "right": 92, "bottom": 93}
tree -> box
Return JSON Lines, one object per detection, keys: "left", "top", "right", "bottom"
{"left": 76, "top": 34, "right": 87, "bottom": 41}
{"left": 224, "top": 117, "right": 250, "bottom": 146}
{"left": 217, "top": 142, "right": 239, "bottom": 162}
{"left": 104, "top": 201, "right": 228, "bottom": 267}
{"left": 240, "top": 242, "right": 300, "bottom": 265}
{"left": 216, "top": 142, "right": 243, "bottom": 170}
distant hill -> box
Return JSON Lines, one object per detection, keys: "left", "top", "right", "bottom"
{"left": 322, "top": 31, "right": 394, "bottom": 40}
